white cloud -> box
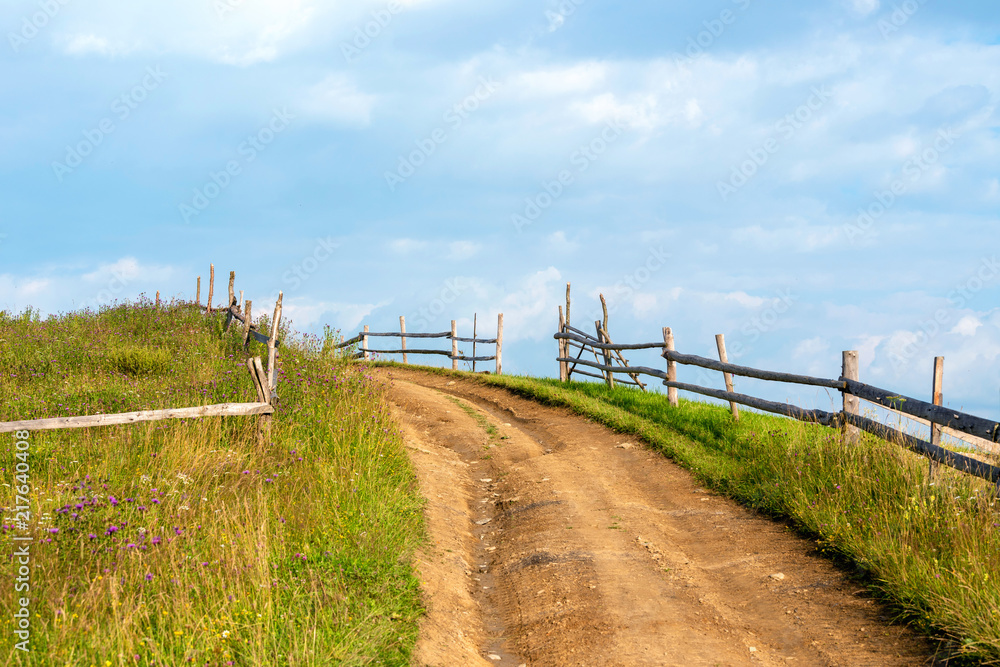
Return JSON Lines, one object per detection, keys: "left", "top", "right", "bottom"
{"left": 496, "top": 267, "right": 563, "bottom": 342}
{"left": 447, "top": 241, "right": 481, "bottom": 260}
{"left": 282, "top": 298, "right": 390, "bottom": 331}
{"left": 951, "top": 315, "right": 982, "bottom": 337}
{"left": 389, "top": 238, "right": 429, "bottom": 254}
{"left": 547, "top": 231, "right": 579, "bottom": 253}
{"left": 300, "top": 74, "right": 377, "bottom": 126}
{"left": 848, "top": 0, "right": 880, "bottom": 17}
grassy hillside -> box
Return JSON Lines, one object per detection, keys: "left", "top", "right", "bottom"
{"left": 389, "top": 364, "right": 1000, "bottom": 663}
{"left": 0, "top": 301, "right": 425, "bottom": 666}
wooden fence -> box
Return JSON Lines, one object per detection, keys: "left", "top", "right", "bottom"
{"left": 0, "top": 266, "right": 283, "bottom": 435}
{"left": 335, "top": 313, "right": 504, "bottom": 375}
{"left": 554, "top": 284, "right": 1000, "bottom": 489}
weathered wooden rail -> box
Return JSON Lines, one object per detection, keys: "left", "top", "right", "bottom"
{"left": 553, "top": 283, "right": 1000, "bottom": 490}
{"left": 335, "top": 314, "right": 504, "bottom": 374}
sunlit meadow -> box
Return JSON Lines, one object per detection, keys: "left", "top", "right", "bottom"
{"left": 0, "top": 301, "right": 424, "bottom": 666}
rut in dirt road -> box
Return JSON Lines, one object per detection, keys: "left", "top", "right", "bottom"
{"left": 384, "top": 368, "right": 941, "bottom": 667}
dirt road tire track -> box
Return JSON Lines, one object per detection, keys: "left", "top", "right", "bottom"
{"left": 385, "top": 368, "right": 939, "bottom": 666}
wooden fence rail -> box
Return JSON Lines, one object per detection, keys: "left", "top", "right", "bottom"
{"left": 553, "top": 282, "right": 1000, "bottom": 490}
{"left": 334, "top": 314, "right": 504, "bottom": 374}
{"left": 0, "top": 267, "right": 284, "bottom": 436}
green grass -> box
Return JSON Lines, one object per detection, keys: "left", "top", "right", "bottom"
{"left": 0, "top": 301, "right": 425, "bottom": 666}
{"left": 382, "top": 363, "right": 1000, "bottom": 663}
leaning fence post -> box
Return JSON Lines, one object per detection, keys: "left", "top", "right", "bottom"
{"left": 664, "top": 327, "right": 678, "bottom": 407}
{"left": 715, "top": 334, "right": 739, "bottom": 421}
{"left": 596, "top": 320, "right": 614, "bottom": 389}
{"left": 242, "top": 300, "right": 253, "bottom": 348}
{"left": 565, "top": 283, "right": 571, "bottom": 329}
{"left": 267, "top": 292, "right": 282, "bottom": 392}
{"left": 496, "top": 313, "right": 503, "bottom": 375}
{"left": 363, "top": 325, "right": 370, "bottom": 362}
{"left": 207, "top": 264, "right": 215, "bottom": 314}
{"left": 400, "top": 316, "right": 408, "bottom": 365}
{"left": 451, "top": 320, "right": 458, "bottom": 371}
{"left": 558, "top": 306, "right": 567, "bottom": 382}
{"left": 929, "top": 356, "right": 944, "bottom": 478}
{"left": 842, "top": 350, "right": 860, "bottom": 444}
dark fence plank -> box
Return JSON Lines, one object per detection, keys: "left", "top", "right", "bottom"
{"left": 662, "top": 381, "right": 839, "bottom": 426}
{"left": 556, "top": 356, "right": 668, "bottom": 381}
{"left": 844, "top": 379, "right": 1000, "bottom": 443}
{"left": 843, "top": 413, "right": 1000, "bottom": 483}
{"left": 556, "top": 331, "right": 665, "bottom": 351}
{"left": 662, "top": 350, "right": 844, "bottom": 390}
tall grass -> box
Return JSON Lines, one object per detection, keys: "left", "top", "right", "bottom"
{"left": 0, "top": 301, "right": 424, "bottom": 665}
{"left": 423, "top": 368, "right": 1000, "bottom": 663}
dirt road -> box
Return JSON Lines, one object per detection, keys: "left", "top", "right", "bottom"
{"left": 384, "top": 368, "right": 939, "bottom": 666}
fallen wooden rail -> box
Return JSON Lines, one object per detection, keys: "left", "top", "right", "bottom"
{"left": 0, "top": 403, "right": 274, "bottom": 434}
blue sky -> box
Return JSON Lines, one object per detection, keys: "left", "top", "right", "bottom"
{"left": 2, "top": 0, "right": 999, "bottom": 419}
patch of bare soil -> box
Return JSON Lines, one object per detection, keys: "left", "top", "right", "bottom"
{"left": 385, "top": 368, "right": 942, "bottom": 667}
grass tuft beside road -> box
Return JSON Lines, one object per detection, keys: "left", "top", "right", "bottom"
{"left": 0, "top": 302, "right": 425, "bottom": 666}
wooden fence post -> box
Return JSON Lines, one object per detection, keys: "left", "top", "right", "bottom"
{"left": 842, "top": 350, "right": 860, "bottom": 444}
{"left": 929, "top": 356, "right": 944, "bottom": 478}
{"left": 238, "top": 291, "right": 244, "bottom": 314}
{"left": 597, "top": 320, "right": 614, "bottom": 389}
{"left": 242, "top": 301, "right": 253, "bottom": 348}
{"left": 155, "top": 291, "right": 160, "bottom": 307}
{"left": 558, "top": 306, "right": 567, "bottom": 382}
{"left": 363, "top": 325, "right": 370, "bottom": 362}
{"left": 715, "top": 334, "right": 739, "bottom": 421}
{"left": 451, "top": 320, "right": 458, "bottom": 371}
{"left": 207, "top": 264, "right": 215, "bottom": 314}
{"left": 496, "top": 313, "right": 503, "bottom": 376}
{"left": 228, "top": 271, "right": 235, "bottom": 308}
{"left": 400, "top": 316, "right": 408, "bottom": 364}
{"left": 565, "top": 283, "right": 571, "bottom": 329}
{"left": 664, "top": 327, "right": 678, "bottom": 407}
{"left": 196, "top": 277, "right": 201, "bottom": 307}
{"left": 267, "top": 292, "right": 282, "bottom": 392}
{"left": 472, "top": 313, "right": 478, "bottom": 373}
